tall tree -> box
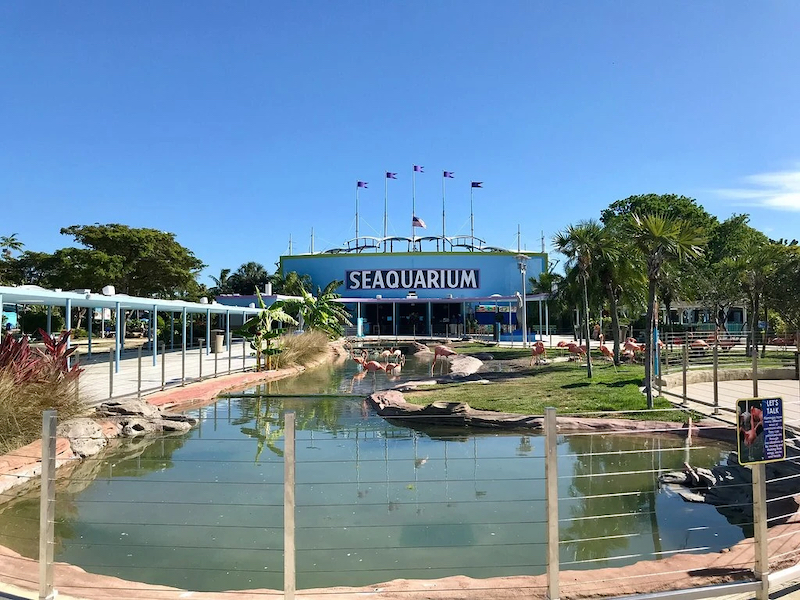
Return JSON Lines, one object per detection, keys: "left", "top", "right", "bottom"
{"left": 60, "top": 224, "right": 204, "bottom": 297}
{"left": 0, "top": 234, "right": 23, "bottom": 260}
{"left": 554, "top": 220, "right": 608, "bottom": 378}
{"left": 628, "top": 213, "right": 706, "bottom": 407}
{"left": 229, "top": 262, "right": 270, "bottom": 295}
{"left": 270, "top": 269, "right": 312, "bottom": 296}
{"left": 209, "top": 268, "right": 233, "bottom": 296}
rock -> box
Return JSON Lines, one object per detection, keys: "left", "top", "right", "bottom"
{"left": 97, "top": 399, "right": 161, "bottom": 420}
{"left": 121, "top": 419, "right": 158, "bottom": 437}
{"left": 409, "top": 341, "right": 431, "bottom": 354}
{"left": 472, "top": 353, "right": 494, "bottom": 361}
{"left": 57, "top": 418, "right": 107, "bottom": 458}
{"left": 155, "top": 419, "right": 193, "bottom": 433}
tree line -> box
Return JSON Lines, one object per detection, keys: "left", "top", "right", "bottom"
{"left": 535, "top": 193, "right": 800, "bottom": 407}
{"left": 0, "top": 224, "right": 313, "bottom": 300}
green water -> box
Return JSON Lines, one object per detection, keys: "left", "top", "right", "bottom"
{"left": 0, "top": 358, "right": 742, "bottom": 592}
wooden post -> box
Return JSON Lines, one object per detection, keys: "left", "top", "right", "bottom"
{"left": 284, "top": 412, "right": 296, "bottom": 600}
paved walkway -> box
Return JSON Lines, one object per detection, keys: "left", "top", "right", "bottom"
{"left": 76, "top": 339, "right": 258, "bottom": 405}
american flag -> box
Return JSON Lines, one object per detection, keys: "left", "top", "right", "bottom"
{"left": 412, "top": 215, "right": 427, "bottom": 228}
{"left": 357, "top": 181, "right": 368, "bottom": 188}
{"left": 413, "top": 165, "right": 424, "bottom": 173}
{"left": 443, "top": 171, "right": 454, "bottom": 178}
{"left": 386, "top": 172, "right": 397, "bottom": 179}
{"left": 471, "top": 181, "right": 483, "bottom": 188}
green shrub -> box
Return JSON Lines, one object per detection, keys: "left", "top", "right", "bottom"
{"left": 19, "top": 310, "right": 64, "bottom": 335}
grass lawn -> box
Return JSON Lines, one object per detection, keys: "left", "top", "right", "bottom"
{"left": 407, "top": 343, "right": 688, "bottom": 421}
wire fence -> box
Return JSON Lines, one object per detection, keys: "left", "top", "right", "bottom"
{"left": 3, "top": 403, "right": 795, "bottom": 600}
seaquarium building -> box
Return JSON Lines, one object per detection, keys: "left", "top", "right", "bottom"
{"left": 278, "top": 237, "right": 548, "bottom": 339}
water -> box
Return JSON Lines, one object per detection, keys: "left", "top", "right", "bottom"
{"left": 0, "top": 357, "right": 743, "bottom": 592}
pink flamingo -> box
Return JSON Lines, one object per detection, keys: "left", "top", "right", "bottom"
{"left": 432, "top": 345, "right": 457, "bottom": 373}
{"left": 598, "top": 337, "right": 613, "bottom": 361}
{"left": 379, "top": 349, "right": 392, "bottom": 363}
{"left": 529, "top": 341, "right": 547, "bottom": 366}
{"left": 566, "top": 342, "right": 587, "bottom": 361}
{"left": 351, "top": 348, "right": 367, "bottom": 366}
{"left": 689, "top": 339, "right": 709, "bottom": 352}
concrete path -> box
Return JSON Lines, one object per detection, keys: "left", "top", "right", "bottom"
{"left": 660, "top": 378, "right": 800, "bottom": 429}
{"left": 76, "top": 339, "right": 258, "bottom": 406}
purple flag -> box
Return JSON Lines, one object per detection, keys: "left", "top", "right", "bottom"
{"left": 386, "top": 172, "right": 397, "bottom": 179}
{"left": 413, "top": 165, "right": 424, "bottom": 173}
{"left": 471, "top": 181, "right": 483, "bottom": 188}
{"left": 412, "top": 215, "right": 427, "bottom": 228}
{"left": 443, "top": 171, "right": 455, "bottom": 178}
{"left": 357, "top": 181, "right": 368, "bottom": 188}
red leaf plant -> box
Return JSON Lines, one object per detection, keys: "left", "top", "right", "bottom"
{"left": 0, "top": 329, "right": 83, "bottom": 385}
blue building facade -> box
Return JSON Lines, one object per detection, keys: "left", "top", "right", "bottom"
{"left": 279, "top": 250, "right": 547, "bottom": 338}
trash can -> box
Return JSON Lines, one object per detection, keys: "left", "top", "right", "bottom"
{"left": 211, "top": 330, "right": 225, "bottom": 353}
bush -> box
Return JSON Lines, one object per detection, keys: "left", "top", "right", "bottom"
{"left": 0, "top": 331, "right": 84, "bottom": 453}
{"left": 19, "top": 310, "right": 64, "bottom": 335}
{"left": 273, "top": 330, "right": 329, "bottom": 369}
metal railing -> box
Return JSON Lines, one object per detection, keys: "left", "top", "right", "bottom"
{"left": 16, "top": 405, "right": 799, "bottom": 600}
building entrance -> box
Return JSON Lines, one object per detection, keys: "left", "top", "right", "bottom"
{"left": 360, "top": 303, "right": 394, "bottom": 336}
{"left": 431, "top": 302, "right": 462, "bottom": 337}
{"left": 397, "top": 303, "right": 426, "bottom": 336}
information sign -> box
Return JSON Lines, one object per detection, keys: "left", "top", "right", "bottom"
{"left": 736, "top": 397, "right": 786, "bottom": 465}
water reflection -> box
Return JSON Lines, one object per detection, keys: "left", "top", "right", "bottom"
{"left": 0, "top": 362, "right": 744, "bottom": 592}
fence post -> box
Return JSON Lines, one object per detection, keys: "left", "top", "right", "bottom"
{"left": 752, "top": 463, "right": 769, "bottom": 600}
{"left": 545, "top": 407, "right": 559, "bottom": 600}
{"left": 198, "top": 339, "right": 204, "bottom": 380}
{"left": 242, "top": 337, "right": 247, "bottom": 371}
{"left": 228, "top": 335, "right": 232, "bottom": 375}
{"left": 137, "top": 347, "right": 142, "bottom": 399}
{"left": 682, "top": 340, "right": 688, "bottom": 407}
{"left": 752, "top": 334, "right": 759, "bottom": 397}
{"left": 161, "top": 342, "right": 166, "bottom": 391}
{"left": 39, "top": 410, "right": 57, "bottom": 600}
{"left": 108, "top": 349, "right": 114, "bottom": 399}
{"left": 711, "top": 336, "right": 719, "bottom": 414}
{"left": 214, "top": 347, "right": 218, "bottom": 378}
{"left": 284, "top": 411, "right": 296, "bottom": 600}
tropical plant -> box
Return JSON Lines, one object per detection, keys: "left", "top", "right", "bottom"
{"left": 283, "top": 280, "right": 352, "bottom": 338}
{"left": 554, "top": 220, "right": 610, "bottom": 378}
{"left": 627, "top": 213, "right": 706, "bottom": 407}
{"left": 0, "top": 329, "right": 83, "bottom": 452}
{"left": 235, "top": 289, "right": 298, "bottom": 371}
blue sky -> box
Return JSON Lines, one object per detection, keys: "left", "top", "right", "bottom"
{"left": 2, "top": 2, "right": 799, "bottom": 285}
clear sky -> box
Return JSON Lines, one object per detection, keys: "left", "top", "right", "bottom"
{"left": 2, "top": 2, "right": 799, "bottom": 285}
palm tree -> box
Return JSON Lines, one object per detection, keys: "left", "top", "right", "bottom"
{"left": 0, "top": 234, "right": 23, "bottom": 260}
{"left": 229, "top": 262, "right": 270, "bottom": 295}
{"left": 628, "top": 213, "right": 706, "bottom": 407}
{"left": 554, "top": 220, "right": 608, "bottom": 378}
{"left": 209, "top": 268, "right": 233, "bottom": 296}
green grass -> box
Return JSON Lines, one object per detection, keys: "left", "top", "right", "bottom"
{"left": 409, "top": 344, "right": 688, "bottom": 421}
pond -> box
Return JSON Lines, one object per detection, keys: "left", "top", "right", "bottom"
{"left": 0, "top": 356, "right": 743, "bottom": 592}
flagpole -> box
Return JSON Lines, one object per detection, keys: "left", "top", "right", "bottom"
{"left": 442, "top": 173, "right": 446, "bottom": 248}
{"left": 412, "top": 166, "right": 416, "bottom": 251}
{"left": 384, "top": 175, "right": 388, "bottom": 251}
{"left": 356, "top": 184, "right": 360, "bottom": 242}
{"left": 470, "top": 186, "right": 474, "bottom": 244}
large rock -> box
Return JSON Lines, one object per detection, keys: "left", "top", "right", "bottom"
{"left": 121, "top": 418, "right": 158, "bottom": 437}
{"left": 408, "top": 341, "right": 432, "bottom": 354}
{"left": 96, "top": 399, "right": 161, "bottom": 420}
{"left": 57, "top": 418, "right": 107, "bottom": 458}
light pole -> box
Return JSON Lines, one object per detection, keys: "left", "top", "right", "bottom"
{"left": 517, "top": 255, "right": 528, "bottom": 348}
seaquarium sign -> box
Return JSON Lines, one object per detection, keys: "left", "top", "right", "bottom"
{"left": 346, "top": 269, "right": 480, "bottom": 290}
